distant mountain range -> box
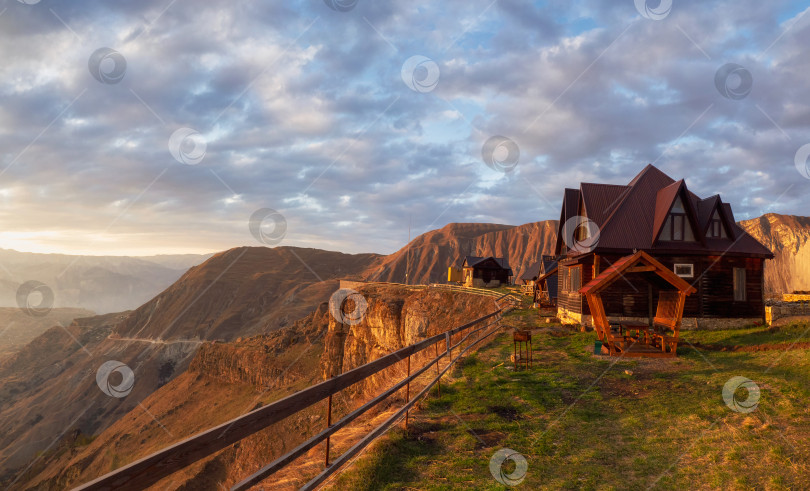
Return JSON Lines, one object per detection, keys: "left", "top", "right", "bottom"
{"left": 0, "top": 249, "right": 211, "bottom": 314}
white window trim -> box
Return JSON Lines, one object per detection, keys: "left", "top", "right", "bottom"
{"left": 674, "top": 263, "right": 694, "bottom": 278}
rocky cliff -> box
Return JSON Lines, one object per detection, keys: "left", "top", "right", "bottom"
{"left": 321, "top": 285, "right": 497, "bottom": 398}
{"left": 739, "top": 214, "right": 810, "bottom": 294}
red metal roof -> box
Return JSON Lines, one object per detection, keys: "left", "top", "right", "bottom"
{"left": 556, "top": 164, "right": 773, "bottom": 258}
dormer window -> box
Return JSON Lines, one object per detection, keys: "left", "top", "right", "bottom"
{"left": 706, "top": 209, "right": 728, "bottom": 238}
{"left": 658, "top": 196, "right": 695, "bottom": 242}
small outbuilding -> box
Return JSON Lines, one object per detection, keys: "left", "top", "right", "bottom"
{"left": 579, "top": 250, "right": 697, "bottom": 357}
{"left": 461, "top": 256, "right": 513, "bottom": 288}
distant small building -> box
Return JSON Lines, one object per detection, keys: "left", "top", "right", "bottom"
{"left": 461, "top": 256, "right": 513, "bottom": 288}
{"left": 519, "top": 259, "right": 543, "bottom": 295}
{"left": 519, "top": 256, "right": 559, "bottom": 303}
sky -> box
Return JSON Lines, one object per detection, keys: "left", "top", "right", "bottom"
{"left": 1, "top": 0, "right": 810, "bottom": 256}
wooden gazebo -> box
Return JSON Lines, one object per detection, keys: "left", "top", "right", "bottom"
{"left": 579, "top": 250, "right": 697, "bottom": 358}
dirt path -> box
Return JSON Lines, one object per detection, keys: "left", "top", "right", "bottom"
{"left": 107, "top": 335, "right": 204, "bottom": 346}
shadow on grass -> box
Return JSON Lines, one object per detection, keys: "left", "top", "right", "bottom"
{"left": 329, "top": 421, "right": 446, "bottom": 491}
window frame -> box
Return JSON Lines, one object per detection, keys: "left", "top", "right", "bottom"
{"left": 569, "top": 265, "right": 582, "bottom": 292}
{"left": 733, "top": 267, "right": 747, "bottom": 302}
{"left": 669, "top": 213, "right": 686, "bottom": 241}
{"left": 673, "top": 263, "right": 694, "bottom": 278}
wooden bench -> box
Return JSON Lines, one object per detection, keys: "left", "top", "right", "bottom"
{"left": 650, "top": 291, "right": 683, "bottom": 354}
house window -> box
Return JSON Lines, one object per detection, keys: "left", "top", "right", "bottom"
{"left": 569, "top": 267, "right": 581, "bottom": 292}
{"left": 706, "top": 209, "right": 728, "bottom": 238}
{"left": 674, "top": 264, "right": 694, "bottom": 278}
{"left": 733, "top": 267, "right": 746, "bottom": 301}
{"left": 659, "top": 196, "right": 696, "bottom": 242}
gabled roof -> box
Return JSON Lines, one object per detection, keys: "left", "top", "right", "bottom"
{"left": 579, "top": 250, "right": 697, "bottom": 296}
{"left": 541, "top": 255, "right": 558, "bottom": 275}
{"left": 463, "top": 256, "right": 513, "bottom": 275}
{"left": 554, "top": 188, "right": 581, "bottom": 253}
{"left": 520, "top": 255, "right": 558, "bottom": 281}
{"left": 651, "top": 180, "right": 705, "bottom": 246}
{"left": 520, "top": 260, "right": 543, "bottom": 281}
{"left": 696, "top": 195, "right": 737, "bottom": 240}
{"left": 555, "top": 164, "right": 773, "bottom": 258}
{"left": 696, "top": 195, "right": 720, "bottom": 232}
{"left": 580, "top": 183, "right": 630, "bottom": 229}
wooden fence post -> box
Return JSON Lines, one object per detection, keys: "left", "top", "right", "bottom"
{"left": 435, "top": 343, "right": 440, "bottom": 396}
{"left": 405, "top": 355, "right": 411, "bottom": 428}
{"left": 325, "top": 394, "right": 332, "bottom": 467}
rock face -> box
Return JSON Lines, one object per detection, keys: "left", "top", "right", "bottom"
{"left": 739, "top": 214, "right": 810, "bottom": 294}
{"left": 188, "top": 303, "right": 330, "bottom": 388}
{"left": 320, "top": 285, "right": 496, "bottom": 398}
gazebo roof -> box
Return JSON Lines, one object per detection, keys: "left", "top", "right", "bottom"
{"left": 579, "top": 250, "right": 697, "bottom": 296}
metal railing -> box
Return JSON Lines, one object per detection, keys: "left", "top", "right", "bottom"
{"left": 74, "top": 301, "right": 511, "bottom": 491}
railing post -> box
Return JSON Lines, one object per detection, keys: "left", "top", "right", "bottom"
{"left": 435, "top": 342, "right": 440, "bottom": 397}
{"left": 325, "top": 392, "right": 332, "bottom": 468}
{"left": 405, "top": 355, "right": 411, "bottom": 428}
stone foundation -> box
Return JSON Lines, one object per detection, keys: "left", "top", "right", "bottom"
{"left": 766, "top": 303, "right": 810, "bottom": 325}
{"left": 557, "top": 307, "right": 588, "bottom": 326}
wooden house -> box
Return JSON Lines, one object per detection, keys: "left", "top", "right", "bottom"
{"left": 520, "top": 256, "right": 559, "bottom": 304}
{"left": 536, "top": 257, "right": 559, "bottom": 306}
{"left": 554, "top": 164, "right": 773, "bottom": 329}
{"left": 461, "top": 256, "right": 513, "bottom": 288}
{"left": 519, "top": 259, "right": 543, "bottom": 295}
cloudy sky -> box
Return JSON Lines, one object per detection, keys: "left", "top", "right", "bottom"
{"left": 1, "top": 0, "right": 809, "bottom": 256}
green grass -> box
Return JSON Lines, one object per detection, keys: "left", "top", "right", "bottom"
{"left": 680, "top": 322, "right": 810, "bottom": 348}
{"left": 328, "top": 312, "right": 810, "bottom": 490}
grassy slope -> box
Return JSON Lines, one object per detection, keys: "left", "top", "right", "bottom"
{"left": 328, "top": 308, "right": 810, "bottom": 490}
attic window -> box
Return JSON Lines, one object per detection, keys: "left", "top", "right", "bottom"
{"left": 706, "top": 209, "right": 728, "bottom": 238}
{"left": 659, "top": 196, "right": 696, "bottom": 242}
